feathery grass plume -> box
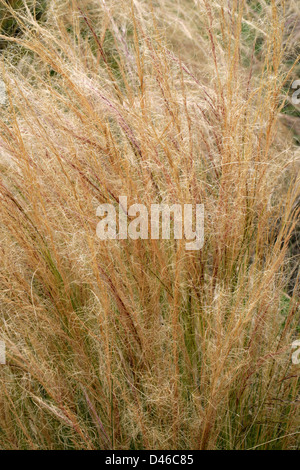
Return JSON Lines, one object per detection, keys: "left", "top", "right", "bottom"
{"left": 0, "top": 0, "right": 299, "bottom": 449}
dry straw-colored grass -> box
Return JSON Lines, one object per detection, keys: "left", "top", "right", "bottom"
{"left": 0, "top": 0, "right": 299, "bottom": 449}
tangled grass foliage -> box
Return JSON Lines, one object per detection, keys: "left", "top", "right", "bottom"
{"left": 0, "top": 0, "right": 299, "bottom": 450}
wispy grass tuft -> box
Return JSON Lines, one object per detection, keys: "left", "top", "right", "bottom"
{"left": 0, "top": 0, "right": 299, "bottom": 450}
